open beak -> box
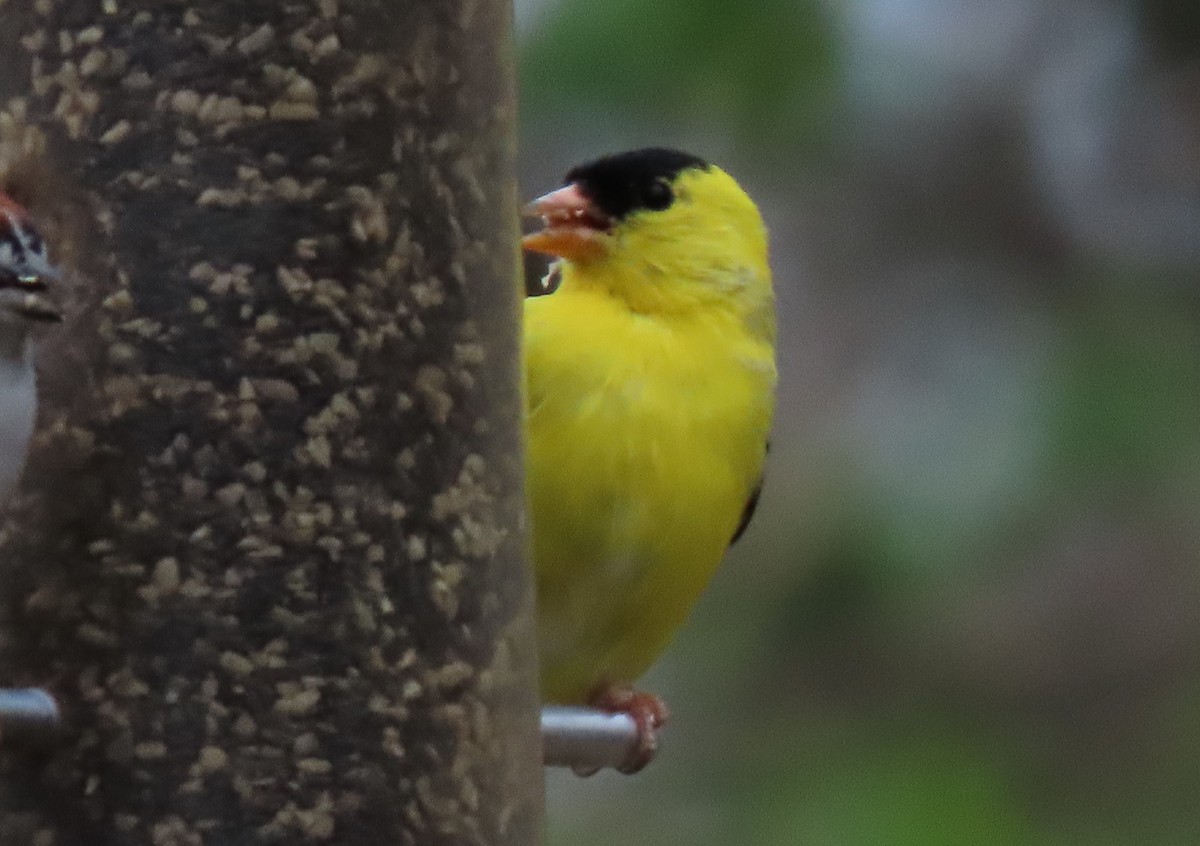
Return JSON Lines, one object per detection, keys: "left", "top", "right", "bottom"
{"left": 2, "top": 273, "right": 63, "bottom": 323}
{"left": 521, "top": 183, "right": 612, "bottom": 262}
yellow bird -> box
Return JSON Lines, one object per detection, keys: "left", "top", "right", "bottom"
{"left": 523, "top": 148, "right": 775, "bottom": 771}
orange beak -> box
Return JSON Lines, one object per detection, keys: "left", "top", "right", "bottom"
{"left": 521, "top": 183, "right": 611, "bottom": 262}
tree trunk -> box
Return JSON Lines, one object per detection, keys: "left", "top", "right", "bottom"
{"left": 0, "top": 1, "right": 540, "bottom": 844}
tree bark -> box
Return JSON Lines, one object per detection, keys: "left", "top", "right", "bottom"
{"left": 0, "top": 1, "right": 540, "bottom": 844}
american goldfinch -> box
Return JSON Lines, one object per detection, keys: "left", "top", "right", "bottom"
{"left": 0, "top": 194, "right": 61, "bottom": 503}
{"left": 523, "top": 148, "right": 775, "bottom": 771}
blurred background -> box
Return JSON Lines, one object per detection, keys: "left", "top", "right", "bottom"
{"left": 515, "top": 0, "right": 1200, "bottom": 843}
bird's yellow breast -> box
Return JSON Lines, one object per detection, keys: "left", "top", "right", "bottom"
{"left": 526, "top": 281, "right": 774, "bottom": 703}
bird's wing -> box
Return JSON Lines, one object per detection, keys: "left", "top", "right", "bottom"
{"left": 729, "top": 440, "right": 770, "bottom": 546}
{"left": 729, "top": 477, "right": 762, "bottom": 546}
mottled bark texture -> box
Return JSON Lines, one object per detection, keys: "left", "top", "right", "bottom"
{"left": 0, "top": 1, "right": 540, "bottom": 844}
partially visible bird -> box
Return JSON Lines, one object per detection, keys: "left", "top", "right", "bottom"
{"left": 523, "top": 148, "right": 776, "bottom": 772}
{"left": 0, "top": 194, "right": 61, "bottom": 503}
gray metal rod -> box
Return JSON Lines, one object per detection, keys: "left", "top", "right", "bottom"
{"left": 541, "top": 706, "right": 659, "bottom": 774}
{"left": 0, "top": 688, "right": 61, "bottom": 746}
{"left": 1, "top": 694, "right": 665, "bottom": 771}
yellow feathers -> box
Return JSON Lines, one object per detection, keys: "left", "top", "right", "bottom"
{"left": 522, "top": 148, "right": 776, "bottom": 709}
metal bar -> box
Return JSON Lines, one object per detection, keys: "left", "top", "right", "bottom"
{"left": 541, "top": 706, "right": 657, "bottom": 774}
{"left": 0, "top": 688, "right": 60, "bottom": 746}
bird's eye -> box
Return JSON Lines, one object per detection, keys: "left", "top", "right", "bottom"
{"left": 643, "top": 179, "right": 674, "bottom": 211}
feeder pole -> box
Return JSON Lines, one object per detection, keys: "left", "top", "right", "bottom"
{"left": 0, "top": 1, "right": 540, "bottom": 844}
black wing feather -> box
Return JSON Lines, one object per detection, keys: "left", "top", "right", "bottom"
{"left": 729, "top": 479, "right": 763, "bottom": 546}
{"left": 730, "top": 441, "right": 770, "bottom": 546}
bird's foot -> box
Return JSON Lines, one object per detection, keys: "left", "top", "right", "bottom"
{"left": 589, "top": 684, "right": 669, "bottom": 774}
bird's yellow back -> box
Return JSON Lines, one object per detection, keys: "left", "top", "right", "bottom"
{"left": 523, "top": 154, "right": 776, "bottom": 704}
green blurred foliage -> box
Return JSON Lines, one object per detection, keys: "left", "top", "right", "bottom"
{"left": 1044, "top": 297, "right": 1200, "bottom": 492}
{"left": 752, "top": 723, "right": 1041, "bottom": 846}
{"left": 520, "top": 0, "right": 838, "bottom": 156}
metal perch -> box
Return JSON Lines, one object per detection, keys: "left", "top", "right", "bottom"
{"left": 0, "top": 693, "right": 664, "bottom": 773}
{"left": 0, "top": 688, "right": 61, "bottom": 746}
{"left": 541, "top": 705, "right": 659, "bottom": 774}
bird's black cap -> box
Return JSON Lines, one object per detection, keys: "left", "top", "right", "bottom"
{"left": 565, "top": 148, "right": 709, "bottom": 222}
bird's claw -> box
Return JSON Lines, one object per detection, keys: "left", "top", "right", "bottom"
{"left": 589, "top": 685, "right": 669, "bottom": 774}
